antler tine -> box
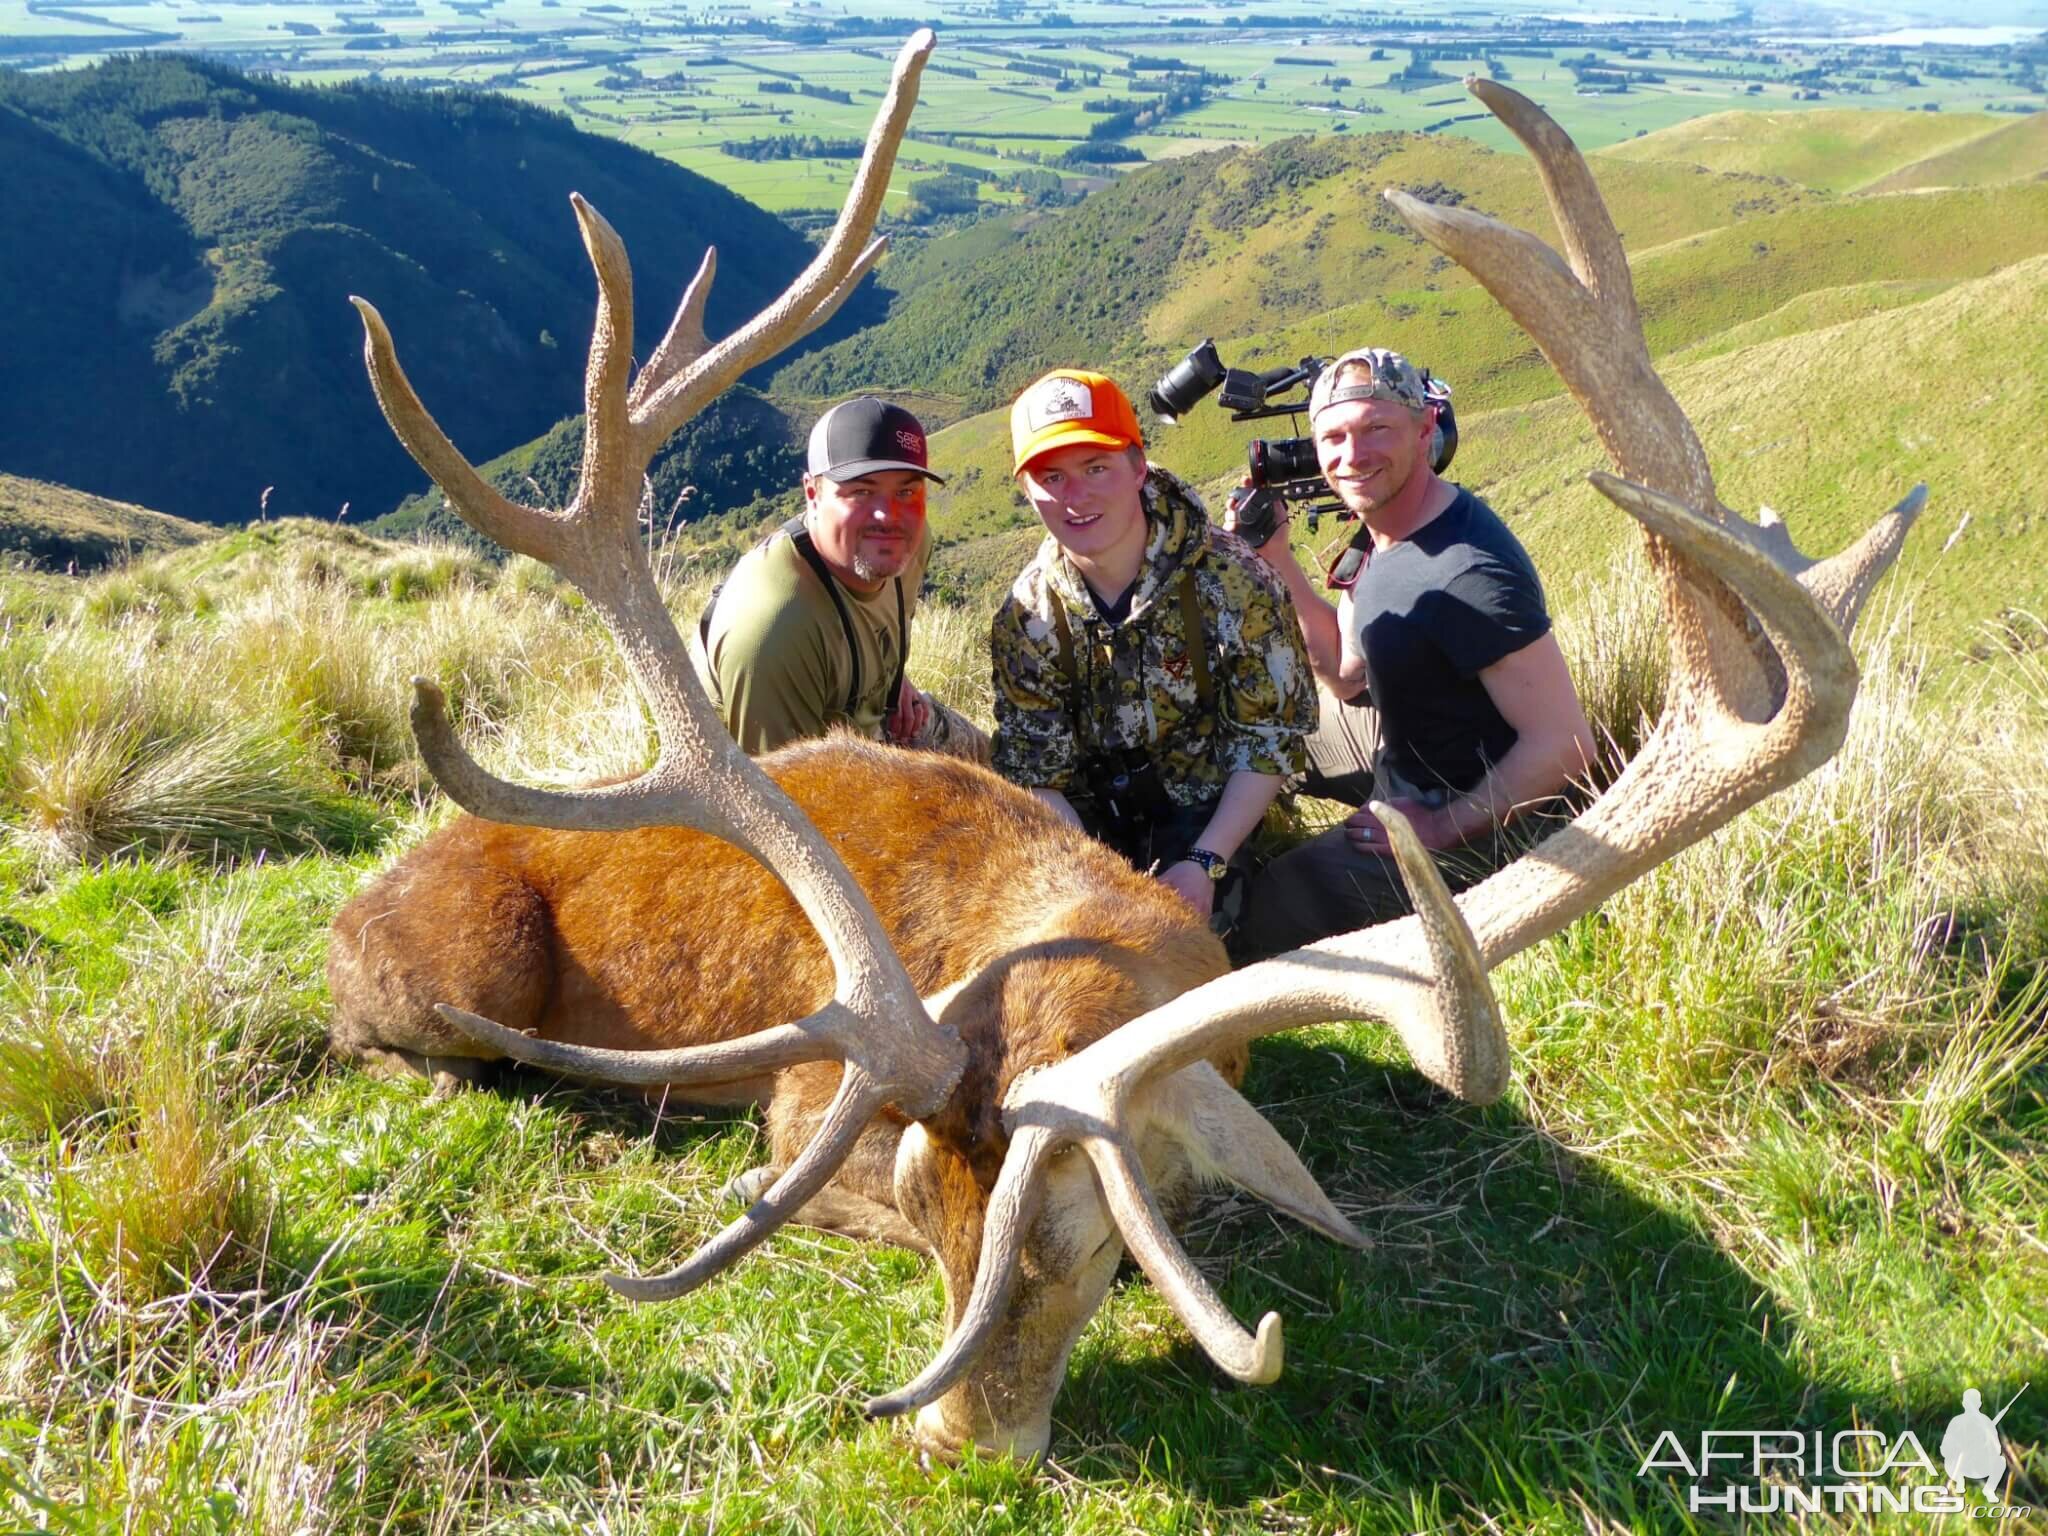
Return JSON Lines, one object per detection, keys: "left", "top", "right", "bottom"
{"left": 607, "top": 1064, "right": 884, "bottom": 1303}
{"left": 864, "top": 1125, "right": 1058, "bottom": 1419}
{"left": 1085, "top": 1129, "right": 1284, "bottom": 1384}
{"left": 632, "top": 245, "right": 716, "bottom": 414}
{"left": 433, "top": 1001, "right": 844, "bottom": 1083}
{"left": 350, "top": 298, "right": 568, "bottom": 564}
{"left": 568, "top": 193, "right": 639, "bottom": 527}
{"left": 1466, "top": 76, "right": 1635, "bottom": 323}
{"left": 1796, "top": 483, "right": 1929, "bottom": 634}
{"left": 633, "top": 29, "right": 934, "bottom": 450}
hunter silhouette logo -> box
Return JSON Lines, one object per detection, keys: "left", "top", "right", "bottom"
{"left": 1026, "top": 377, "right": 1094, "bottom": 430}
{"left": 1943, "top": 1386, "right": 2025, "bottom": 1499}
{"left": 1636, "top": 1384, "right": 2030, "bottom": 1517}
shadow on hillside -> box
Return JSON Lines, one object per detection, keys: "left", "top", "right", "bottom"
{"left": 1050, "top": 1032, "right": 2039, "bottom": 1524}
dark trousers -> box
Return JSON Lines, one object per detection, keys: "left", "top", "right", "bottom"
{"left": 1070, "top": 794, "right": 1247, "bottom": 938}
{"left": 1231, "top": 688, "right": 1562, "bottom": 964}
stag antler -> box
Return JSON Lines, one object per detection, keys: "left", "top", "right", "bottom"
{"left": 867, "top": 78, "right": 1925, "bottom": 1418}
{"left": 352, "top": 31, "right": 966, "bottom": 1302}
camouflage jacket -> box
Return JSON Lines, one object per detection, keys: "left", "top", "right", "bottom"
{"left": 989, "top": 467, "right": 1316, "bottom": 808}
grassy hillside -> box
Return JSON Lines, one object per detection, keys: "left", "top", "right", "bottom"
{"left": 1865, "top": 109, "right": 2048, "bottom": 193}
{"left": 1601, "top": 108, "right": 2025, "bottom": 194}
{"left": 915, "top": 182, "right": 2048, "bottom": 620}
{"left": 0, "top": 474, "right": 217, "bottom": 572}
{"left": 0, "top": 519, "right": 2042, "bottom": 1531}
{"left": 776, "top": 131, "right": 1825, "bottom": 415}
{"left": 0, "top": 57, "right": 883, "bottom": 527}
{"left": 1451, "top": 255, "right": 2048, "bottom": 643}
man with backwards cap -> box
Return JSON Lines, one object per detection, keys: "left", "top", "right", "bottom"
{"left": 989, "top": 369, "right": 1316, "bottom": 931}
{"left": 701, "top": 395, "right": 980, "bottom": 758}
{"left": 1232, "top": 346, "right": 1596, "bottom": 961}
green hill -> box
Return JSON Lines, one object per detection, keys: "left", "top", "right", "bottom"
{"left": 0, "top": 474, "right": 216, "bottom": 572}
{"left": 925, "top": 255, "right": 2048, "bottom": 641}
{"left": 912, "top": 177, "right": 2048, "bottom": 556}
{"left": 774, "top": 131, "right": 1824, "bottom": 414}
{"left": 0, "top": 57, "right": 884, "bottom": 528}
{"left": 1599, "top": 108, "right": 2024, "bottom": 195}
{"left": 1864, "top": 110, "right": 2048, "bottom": 193}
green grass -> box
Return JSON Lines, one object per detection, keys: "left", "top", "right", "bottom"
{"left": 1600, "top": 108, "right": 2028, "bottom": 194}
{"left": 0, "top": 473, "right": 217, "bottom": 574}
{"left": 0, "top": 510, "right": 2042, "bottom": 1531}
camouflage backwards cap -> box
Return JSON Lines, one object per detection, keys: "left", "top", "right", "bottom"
{"left": 1308, "top": 347, "right": 1429, "bottom": 420}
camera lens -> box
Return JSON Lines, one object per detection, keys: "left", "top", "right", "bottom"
{"left": 1247, "top": 436, "right": 1320, "bottom": 487}
{"left": 1148, "top": 340, "right": 1226, "bottom": 425}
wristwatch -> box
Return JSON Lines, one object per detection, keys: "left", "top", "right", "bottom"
{"left": 1182, "top": 847, "right": 1229, "bottom": 882}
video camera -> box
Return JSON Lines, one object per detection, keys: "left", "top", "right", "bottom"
{"left": 1147, "top": 339, "right": 1457, "bottom": 546}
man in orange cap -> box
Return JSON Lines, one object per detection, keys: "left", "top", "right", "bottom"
{"left": 989, "top": 369, "right": 1316, "bottom": 930}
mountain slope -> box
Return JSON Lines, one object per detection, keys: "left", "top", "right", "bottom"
{"left": 914, "top": 178, "right": 2048, "bottom": 548}
{"left": 1600, "top": 109, "right": 2018, "bottom": 195}
{"left": 1454, "top": 254, "right": 2048, "bottom": 641}
{"left": 0, "top": 58, "right": 883, "bottom": 527}
{"left": 0, "top": 474, "right": 216, "bottom": 571}
{"left": 774, "top": 131, "right": 1824, "bottom": 415}
{"left": 924, "top": 256, "right": 2048, "bottom": 640}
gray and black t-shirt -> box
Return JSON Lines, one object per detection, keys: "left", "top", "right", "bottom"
{"left": 1339, "top": 487, "right": 1551, "bottom": 796}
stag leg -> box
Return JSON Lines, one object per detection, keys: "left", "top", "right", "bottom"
{"left": 328, "top": 859, "right": 554, "bottom": 1075}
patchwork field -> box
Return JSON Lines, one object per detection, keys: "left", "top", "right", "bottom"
{"left": 7, "top": 0, "right": 2043, "bottom": 210}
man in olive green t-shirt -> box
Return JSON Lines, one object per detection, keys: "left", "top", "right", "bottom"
{"left": 701, "top": 397, "right": 982, "bottom": 759}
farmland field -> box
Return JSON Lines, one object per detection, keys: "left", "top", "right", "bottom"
{"left": 4, "top": 0, "right": 2042, "bottom": 209}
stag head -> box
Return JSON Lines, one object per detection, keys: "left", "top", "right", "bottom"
{"left": 349, "top": 45, "right": 1921, "bottom": 1463}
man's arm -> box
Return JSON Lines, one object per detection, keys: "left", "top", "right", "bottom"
{"left": 1158, "top": 769, "right": 1282, "bottom": 918}
{"left": 705, "top": 579, "right": 839, "bottom": 756}
{"left": 1356, "top": 631, "right": 1595, "bottom": 852}
{"left": 1234, "top": 513, "right": 1366, "bottom": 697}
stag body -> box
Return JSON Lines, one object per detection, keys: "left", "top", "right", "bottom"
{"left": 330, "top": 735, "right": 1250, "bottom": 1458}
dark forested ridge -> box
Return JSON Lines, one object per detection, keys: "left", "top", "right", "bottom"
{"left": 0, "top": 57, "right": 884, "bottom": 525}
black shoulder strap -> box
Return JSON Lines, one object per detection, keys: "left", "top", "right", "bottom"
{"left": 889, "top": 574, "right": 907, "bottom": 715}
{"left": 781, "top": 515, "right": 864, "bottom": 715}
{"left": 1045, "top": 582, "right": 1086, "bottom": 734}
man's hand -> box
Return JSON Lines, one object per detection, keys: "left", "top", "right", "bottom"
{"left": 885, "top": 678, "right": 931, "bottom": 744}
{"left": 1158, "top": 859, "right": 1216, "bottom": 919}
{"left": 1224, "top": 477, "right": 1292, "bottom": 562}
{"left": 1345, "top": 797, "right": 1463, "bottom": 854}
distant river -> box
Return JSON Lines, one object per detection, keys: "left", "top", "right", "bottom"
{"left": 1769, "top": 25, "right": 2045, "bottom": 46}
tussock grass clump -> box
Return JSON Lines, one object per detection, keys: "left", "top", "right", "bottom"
{"left": 3, "top": 628, "right": 376, "bottom": 870}
{"left": 0, "top": 985, "right": 115, "bottom": 1137}
{"left": 354, "top": 543, "right": 489, "bottom": 603}
{"left": 1550, "top": 551, "right": 1669, "bottom": 777}
{"left": 52, "top": 1021, "right": 258, "bottom": 1305}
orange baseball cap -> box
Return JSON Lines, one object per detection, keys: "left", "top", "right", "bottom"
{"left": 1010, "top": 369, "right": 1144, "bottom": 476}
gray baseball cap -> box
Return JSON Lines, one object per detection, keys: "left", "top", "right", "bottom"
{"left": 1309, "top": 347, "right": 1429, "bottom": 419}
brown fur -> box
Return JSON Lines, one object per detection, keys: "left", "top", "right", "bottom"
{"left": 329, "top": 733, "right": 1243, "bottom": 1458}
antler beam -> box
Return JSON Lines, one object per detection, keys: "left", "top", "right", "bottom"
{"left": 354, "top": 31, "right": 964, "bottom": 1301}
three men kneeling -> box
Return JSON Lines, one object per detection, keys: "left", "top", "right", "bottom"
{"left": 699, "top": 351, "right": 1596, "bottom": 963}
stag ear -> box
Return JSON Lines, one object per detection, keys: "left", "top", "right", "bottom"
{"left": 1134, "top": 1064, "right": 1367, "bottom": 1250}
